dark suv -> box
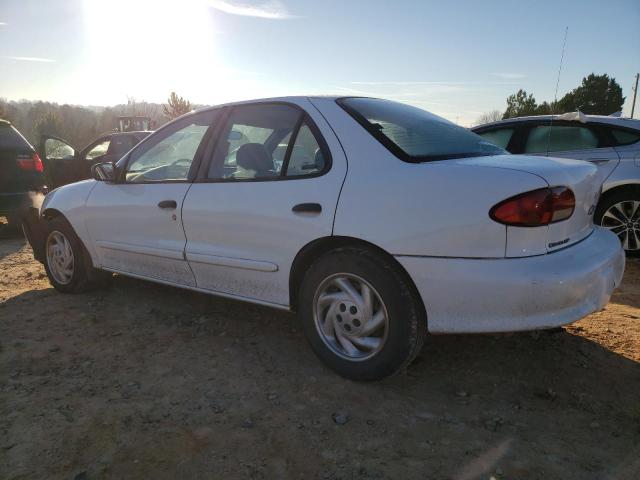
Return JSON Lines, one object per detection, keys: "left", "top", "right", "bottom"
{"left": 0, "top": 119, "right": 47, "bottom": 229}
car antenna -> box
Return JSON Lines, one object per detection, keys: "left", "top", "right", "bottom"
{"left": 546, "top": 26, "right": 569, "bottom": 156}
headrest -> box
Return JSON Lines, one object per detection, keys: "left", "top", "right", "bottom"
{"left": 236, "top": 143, "right": 273, "bottom": 176}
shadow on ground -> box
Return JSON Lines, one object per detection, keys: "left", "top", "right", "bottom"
{"left": 1, "top": 272, "right": 639, "bottom": 479}
{"left": 0, "top": 223, "right": 26, "bottom": 261}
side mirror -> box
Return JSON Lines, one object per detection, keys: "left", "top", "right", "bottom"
{"left": 91, "top": 162, "right": 116, "bottom": 182}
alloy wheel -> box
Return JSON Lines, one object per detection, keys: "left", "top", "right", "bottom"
{"left": 313, "top": 273, "right": 389, "bottom": 361}
{"left": 601, "top": 200, "right": 640, "bottom": 251}
{"left": 46, "top": 230, "right": 75, "bottom": 285}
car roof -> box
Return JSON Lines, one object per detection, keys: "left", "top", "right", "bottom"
{"left": 474, "top": 114, "right": 640, "bottom": 130}
{"left": 196, "top": 95, "right": 346, "bottom": 112}
{"left": 111, "top": 130, "right": 153, "bottom": 136}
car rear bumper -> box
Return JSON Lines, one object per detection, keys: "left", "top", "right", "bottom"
{"left": 396, "top": 227, "right": 625, "bottom": 334}
{"left": 0, "top": 191, "right": 45, "bottom": 217}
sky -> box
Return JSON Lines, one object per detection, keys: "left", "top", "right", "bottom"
{"left": 0, "top": 0, "right": 638, "bottom": 125}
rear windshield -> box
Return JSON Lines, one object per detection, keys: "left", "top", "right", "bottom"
{"left": 0, "top": 125, "right": 31, "bottom": 150}
{"left": 337, "top": 97, "right": 505, "bottom": 162}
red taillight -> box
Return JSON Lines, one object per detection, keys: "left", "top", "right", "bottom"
{"left": 17, "top": 153, "right": 43, "bottom": 173}
{"left": 490, "top": 187, "right": 575, "bottom": 227}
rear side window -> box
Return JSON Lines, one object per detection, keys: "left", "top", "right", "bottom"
{"left": 86, "top": 140, "right": 110, "bottom": 160}
{"left": 207, "top": 103, "right": 329, "bottom": 180}
{"left": 477, "top": 128, "right": 515, "bottom": 150}
{"left": 0, "top": 125, "right": 31, "bottom": 150}
{"left": 610, "top": 128, "right": 640, "bottom": 146}
{"left": 524, "top": 125, "right": 598, "bottom": 153}
{"left": 286, "top": 123, "right": 325, "bottom": 176}
{"left": 338, "top": 97, "right": 505, "bottom": 162}
{"left": 107, "top": 135, "right": 138, "bottom": 156}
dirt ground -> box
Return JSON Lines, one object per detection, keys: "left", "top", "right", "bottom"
{"left": 1, "top": 223, "right": 639, "bottom": 480}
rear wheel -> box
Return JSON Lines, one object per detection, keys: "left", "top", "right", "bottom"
{"left": 43, "top": 216, "right": 111, "bottom": 293}
{"left": 595, "top": 189, "right": 640, "bottom": 257}
{"left": 299, "top": 247, "right": 426, "bottom": 381}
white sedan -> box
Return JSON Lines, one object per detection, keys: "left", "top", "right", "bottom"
{"left": 25, "top": 96, "right": 625, "bottom": 380}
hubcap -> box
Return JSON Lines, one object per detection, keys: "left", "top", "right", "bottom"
{"left": 600, "top": 200, "right": 640, "bottom": 251}
{"left": 46, "top": 231, "right": 74, "bottom": 285}
{"left": 313, "top": 273, "right": 389, "bottom": 361}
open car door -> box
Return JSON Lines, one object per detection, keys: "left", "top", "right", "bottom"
{"left": 39, "top": 135, "right": 78, "bottom": 189}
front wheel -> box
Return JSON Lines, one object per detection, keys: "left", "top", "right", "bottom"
{"left": 595, "top": 189, "right": 640, "bottom": 257}
{"left": 43, "top": 216, "right": 111, "bottom": 293}
{"left": 299, "top": 247, "right": 426, "bottom": 381}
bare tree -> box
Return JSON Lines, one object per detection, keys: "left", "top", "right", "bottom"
{"left": 163, "top": 91, "right": 192, "bottom": 120}
{"left": 475, "top": 110, "right": 503, "bottom": 126}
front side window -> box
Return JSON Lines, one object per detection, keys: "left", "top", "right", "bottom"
{"left": 125, "top": 110, "right": 215, "bottom": 183}
{"left": 338, "top": 97, "right": 505, "bottom": 162}
{"left": 86, "top": 140, "right": 110, "bottom": 160}
{"left": 524, "top": 125, "right": 599, "bottom": 153}
{"left": 208, "top": 104, "right": 329, "bottom": 180}
{"left": 477, "top": 128, "right": 515, "bottom": 151}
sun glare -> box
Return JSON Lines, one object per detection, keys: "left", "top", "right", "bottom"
{"left": 78, "top": 0, "right": 220, "bottom": 105}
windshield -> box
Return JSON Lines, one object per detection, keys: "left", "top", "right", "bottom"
{"left": 338, "top": 97, "right": 505, "bottom": 162}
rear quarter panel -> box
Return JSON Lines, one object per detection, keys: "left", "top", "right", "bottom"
{"left": 605, "top": 144, "right": 640, "bottom": 192}
{"left": 310, "top": 98, "right": 547, "bottom": 258}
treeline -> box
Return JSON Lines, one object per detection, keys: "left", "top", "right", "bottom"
{"left": 0, "top": 92, "right": 198, "bottom": 150}
{"left": 477, "top": 73, "right": 626, "bottom": 125}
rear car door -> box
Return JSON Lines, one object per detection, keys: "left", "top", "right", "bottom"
{"left": 521, "top": 121, "right": 620, "bottom": 183}
{"left": 182, "top": 100, "right": 347, "bottom": 307}
{"left": 101, "top": 134, "right": 140, "bottom": 164}
{"left": 84, "top": 110, "right": 217, "bottom": 285}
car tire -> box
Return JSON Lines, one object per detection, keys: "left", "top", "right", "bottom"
{"left": 298, "top": 247, "right": 426, "bottom": 381}
{"left": 595, "top": 188, "right": 640, "bottom": 257}
{"left": 43, "top": 216, "right": 111, "bottom": 293}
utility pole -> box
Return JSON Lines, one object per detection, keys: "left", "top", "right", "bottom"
{"left": 631, "top": 73, "right": 639, "bottom": 119}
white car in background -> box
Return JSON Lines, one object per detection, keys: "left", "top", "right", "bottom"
{"left": 26, "top": 97, "right": 625, "bottom": 380}
{"left": 473, "top": 114, "right": 640, "bottom": 255}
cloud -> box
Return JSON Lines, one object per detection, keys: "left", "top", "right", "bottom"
{"left": 1, "top": 56, "right": 55, "bottom": 63}
{"left": 491, "top": 72, "right": 526, "bottom": 80}
{"left": 205, "top": 0, "right": 296, "bottom": 19}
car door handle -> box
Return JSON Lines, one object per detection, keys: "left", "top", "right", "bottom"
{"left": 292, "top": 203, "right": 322, "bottom": 214}
{"left": 589, "top": 159, "right": 610, "bottom": 164}
{"left": 158, "top": 200, "right": 177, "bottom": 209}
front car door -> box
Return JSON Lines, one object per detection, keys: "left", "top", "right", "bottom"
{"left": 182, "top": 100, "right": 347, "bottom": 307}
{"left": 519, "top": 121, "right": 620, "bottom": 183}
{"left": 84, "top": 110, "right": 217, "bottom": 286}
{"left": 40, "top": 135, "right": 77, "bottom": 189}
{"left": 77, "top": 137, "right": 112, "bottom": 180}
